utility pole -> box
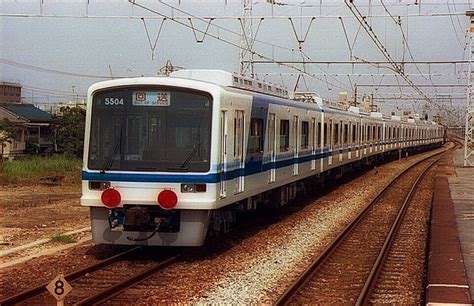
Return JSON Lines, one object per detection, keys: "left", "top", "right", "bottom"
{"left": 239, "top": 0, "right": 254, "bottom": 77}
{"left": 464, "top": 10, "right": 474, "bottom": 166}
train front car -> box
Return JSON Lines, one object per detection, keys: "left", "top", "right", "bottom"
{"left": 81, "top": 77, "right": 218, "bottom": 246}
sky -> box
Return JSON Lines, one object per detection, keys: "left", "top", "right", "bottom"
{"left": 0, "top": 0, "right": 471, "bottom": 125}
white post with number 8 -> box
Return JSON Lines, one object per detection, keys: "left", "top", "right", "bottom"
{"left": 46, "top": 274, "right": 72, "bottom": 306}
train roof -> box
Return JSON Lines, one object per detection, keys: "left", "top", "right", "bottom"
{"left": 170, "top": 69, "right": 290, "bottom": 99}
{"left": 87, "top": 70, "right": 442, "bottom": 127}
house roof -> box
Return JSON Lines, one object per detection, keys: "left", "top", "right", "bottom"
{"left": 0, "top": 103, "right": 51, "bottom": 122}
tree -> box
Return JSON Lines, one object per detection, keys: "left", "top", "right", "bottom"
{"left": 0, "top": 118, "right": 17, "bottom": 157}
{"left": 51, "top": 107, "right": 86, "bottom": 158}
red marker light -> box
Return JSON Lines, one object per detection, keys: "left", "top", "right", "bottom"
{"left": 101, "top": 188, "right": 121, "bottom": 208}
{"left": 157, "top": 190, "right": 178, "bottom": 210}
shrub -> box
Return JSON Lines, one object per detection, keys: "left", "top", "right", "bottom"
{"left": 0, "top": 154, "right": 81, "bottom": 184}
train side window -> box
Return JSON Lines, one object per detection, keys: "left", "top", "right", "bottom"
{"left": 344, "top": 123, "right": 349, "bottom": 144}
{"left": 323, "top": 122, "right": 328, "bottom": 147}
{"left": 352, "top": 124, "right": 356, "bottom": 143}
{"left": 317, "top": 121, "right": 322, "bottom": 148}
{"left": 361, "top": 124, "right": 365, "bottom": 142}
{"left": 248, "top": 118, "right": 263, "bottom": 154}
{"left": 334, "top": 122, "right": 339, "bottom": 145}
{"left": 234, "top": 111, "right": 244, "bottom": 158}
{"left": 267, "top": 114, "right": 276, "bottom": 153}
{"left": 279, "top": 119, "right": 290, "bottom": 152}
{"left": 373, "top": 125, "right": 377, "bottom": 141}
{"left": 301, "top": 121, "right": 309, "bottom": 149}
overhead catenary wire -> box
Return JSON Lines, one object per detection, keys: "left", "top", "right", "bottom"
{"left": 344, "top": 0, "right": 434, "bottom": 106}
{"left": 0, "top": 58, "right": 128, "bottom": 79}
{"left": 128, "top": 0, "right": 349, "bottom": 93}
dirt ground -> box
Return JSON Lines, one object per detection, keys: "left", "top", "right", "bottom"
{"left": 0, "top": 182, "right": 89, "bottom": 251}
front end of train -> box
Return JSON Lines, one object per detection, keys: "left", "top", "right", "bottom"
{"left": 81, "top": 77, "right": 219, "bottom": 246}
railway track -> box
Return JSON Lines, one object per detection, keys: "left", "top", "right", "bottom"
{"left": 0, "top": 246, "right": 179, "bottom": 305}
{"left": 276, "top": 147, "right": 449, "bottom": 305}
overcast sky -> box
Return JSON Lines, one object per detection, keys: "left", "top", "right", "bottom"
{"left": 0, "top": 0, "right": 471, "bottom": 124}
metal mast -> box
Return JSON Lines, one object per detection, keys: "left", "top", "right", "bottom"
{"left": 239, "top": 0, "right": 254, "bottom": 77}
{"left": 465, "top": 11, "right": 474, "bottom": 166}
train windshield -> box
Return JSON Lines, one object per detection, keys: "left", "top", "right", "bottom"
{"left": 88, "top": 87, "right": 212, "bottom": 172}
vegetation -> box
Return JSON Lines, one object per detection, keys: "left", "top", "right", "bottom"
{"left": 50, "top": 234, "right": 77, "bottom": 244}
{"left": 0, "top": 154, "right": 81, "bottom": 184}
{"left": 0, "top": 118, "right": 18, "bottom": 155}
{"left": 51, "top": 107, "right": 86, "bottom": 158}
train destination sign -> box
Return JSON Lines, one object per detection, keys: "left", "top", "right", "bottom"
{"left": 133, "top": 91, "right": 170, "bottom": 106}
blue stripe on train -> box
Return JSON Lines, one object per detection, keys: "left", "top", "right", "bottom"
{"left": 82, "top": 147, "right": 372, "bottom": 184}
{"left": 82, "top": 151, "right": 332, "bottom": 183}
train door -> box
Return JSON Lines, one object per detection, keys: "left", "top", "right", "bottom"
{"left": 268, "top": 113, "right": 276, "bottom": 183}
{"left": 293, "top": 115, "right": 299, "bottom": 176}
{"left": 234, "top": 110, "right": 245, "bottom": 194}
{"left": 320, "top": 114, "right": 326, "bottom": 172}
{"left": 348, "top": 122, "right": 352, "bottom": 160}
{"left": 311, "top": 117, "right": 316, "bottom": 171}
{"left": 219, "top": 111, "right": 227, "bottom": 198}
{"left": 328, "top": 119, "right": 333, "bottom": 166}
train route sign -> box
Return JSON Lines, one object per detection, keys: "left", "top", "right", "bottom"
{"left": 46, "top": 274, "right": 72, "bottom": 302}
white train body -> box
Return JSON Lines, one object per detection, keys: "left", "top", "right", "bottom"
{"left": 81, "top": 70, "right": 444, "bottom": 246}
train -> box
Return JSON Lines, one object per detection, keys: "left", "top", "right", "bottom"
{"left": 81, "top": 70, "right": 444, "bottom": 246}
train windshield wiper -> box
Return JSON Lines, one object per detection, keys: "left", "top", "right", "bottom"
{"left": 100, "top": 129, "right": 123, "bottom": 173}
{"left": 168, "top": 142, "right": 200, "bottom": 171}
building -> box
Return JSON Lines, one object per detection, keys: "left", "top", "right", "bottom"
{"left": 0, "top": 103, "right": 53, "bottom": 158}
{"left": 0, "top": 82, "right": 22, "bottom": 104}
{"left": 50, "top": 100, "right": 86, "bottom": 116}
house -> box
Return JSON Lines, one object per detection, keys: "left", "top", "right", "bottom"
{"left": 0, "top": 103, "right": 54, "bottom": 158}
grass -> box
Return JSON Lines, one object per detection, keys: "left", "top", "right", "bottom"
{"left": 50, "top": 234, "right": 77, "bottom": 244}
{"left": 0, "top": 154, "right": 82, "bottom": 184}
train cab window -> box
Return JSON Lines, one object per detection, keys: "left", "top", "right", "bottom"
{"left": 301, "top": 121, "right": 309, "bottom": 149}
{"left": 378, "top": 126, "right": 381, "bottom": 141}
{"left": 248, "top": 118, "right": 263, "bottom": 154}
{"left": 279, "top": 119, "right": 290, "bottom": 152}
{"left": 367, "top": 125, "right": 371, "bottom": 141}
{"left": 373, "top": 125, "right": 377, "bottom": 141}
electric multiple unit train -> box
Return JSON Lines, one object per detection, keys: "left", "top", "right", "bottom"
{"left": 81, "top": 70, "right": 444, "bottom": 246}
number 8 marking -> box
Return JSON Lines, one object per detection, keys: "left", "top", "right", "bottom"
{"left": 54, "top": 280, "right": 64, "bottom": 296}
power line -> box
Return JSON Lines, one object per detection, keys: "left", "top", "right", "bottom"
{"left": 247, "top": 60, "right": 468, "bottom": 65}
{"left": 128, "top": 0, "right": 349, "bottom": 93}
{"left": 0, "top": 58, "right": 123, "bottom": 79}
{"left": 345, "top": 1, "right": 434, "bottom": 106}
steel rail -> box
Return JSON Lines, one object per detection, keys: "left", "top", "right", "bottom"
{"left": 0, "top": 246, "right": 141, "bottom": 305}
{"left": 356, "top": 158, "right": 439, "bottom": 305}
{"left": 275, "top": 147, "right": 448, "bottom": 305}
{"left": 74, "top": 255, "right": 179, "bottom": 305}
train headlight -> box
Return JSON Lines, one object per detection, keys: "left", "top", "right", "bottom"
{"left": 181, "top": 184, "right": 195, "bottom": 193}
{"left": 89, "top": 181, "right": 111, "bottom": 190}
{"left": 101, "top": 188, "right": 121, "bottom": 208}
{"left": 180, "top": 184, "right": 207, "bottom": 193}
